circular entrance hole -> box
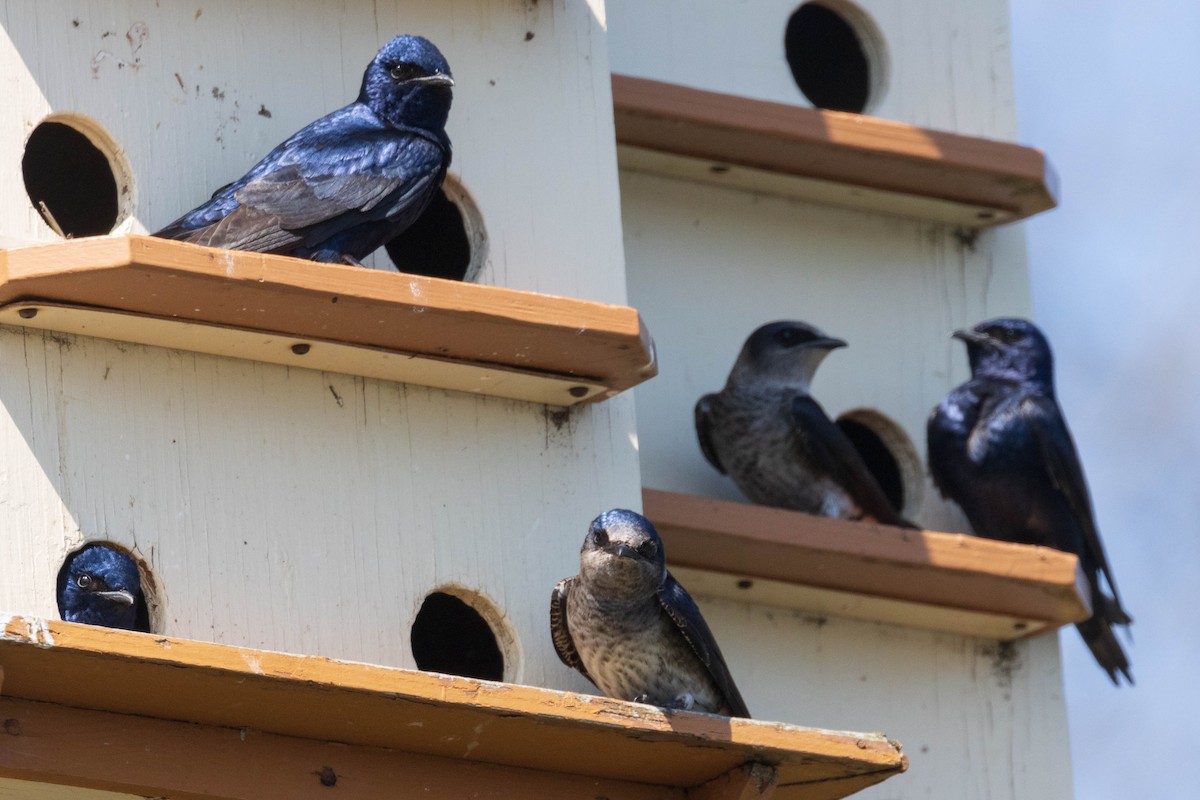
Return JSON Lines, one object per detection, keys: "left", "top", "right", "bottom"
{"left": 411, "top": 586, "right": 518, "bottom": 682}
{"left": 384, "top": 174, "right": 487, "bottom": 281}
{"left": 835, "top": 408, "right": 924, "bottom": 519}
{"left": 784, "top": 1, "right": 888, "bottom": 114}
{"left": 56, "top": 541, "right": 161, "bottom": 633}
{"left": 22, "top": 116, "right": 132, "bottom": 238}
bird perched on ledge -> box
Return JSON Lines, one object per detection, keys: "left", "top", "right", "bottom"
{"left": 551, "top": 509, "right": 750, "bottom": 718}
{"left": 57, "top": 544, "right": 146, "bottom": 631}
{"left": 156, "top": 35, "right": 453, "bottom": 265}
{"left": 696, "top": 321, "right": 913, "bottom": 527}
{"left": 927, "top": 317, "right": 1133, "bottom": 684}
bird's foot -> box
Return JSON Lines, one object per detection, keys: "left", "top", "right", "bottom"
{"left": 632, "top": 693, "right": 652, "bottom": 705}
{"left": 339, "top": 254, "right": 365, "bottom": 268}
{"left": 667, "top": 693, "right": 696, "bottom": 711}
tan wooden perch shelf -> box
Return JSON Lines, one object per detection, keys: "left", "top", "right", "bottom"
{"left": 643, "top": 489, "right": 1091, "bottom": 641}
{"left": 0, "top": 617, "right": 906, "bottom": 800}
{"left": 0, "top": 235, "right": 657, "bottom": 406}
{"left": 612, "top": 74, "right": 1059, "bottom": 227}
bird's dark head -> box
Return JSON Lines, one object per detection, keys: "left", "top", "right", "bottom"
{"left": 729, "top": 320, "right": 847, "bottom": 392}
{"left": 953, "top": 317, "right": 1054, "bottom": 388}
{"left": 360, "top": 35, "right": 454, "bottom": 133}
{"left": 580, "top": 509, "right": 666, "bottom": 595}
{"left": 56, "top": 544, "right": 142, "bottom": 630}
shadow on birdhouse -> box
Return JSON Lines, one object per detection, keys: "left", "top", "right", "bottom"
{"left": 383, "top": 173, "right": 487, "bottom": 282}
{"left": 784, "top": 1, "right": 889, "bottom": 114}
{"left": 22, "top": 115, "right": 133, "bottom": 238}
{"left": 410, "top": 586, "right": 518, "bottom": 682}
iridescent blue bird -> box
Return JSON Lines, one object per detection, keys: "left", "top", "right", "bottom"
{"left": 927, "top": 318, "right": 1133, "bottom": 684}
{"left": 155, "top": 35, "right": 453, "bottom": 264}
{"left": 551, "top": 509, "right": 750, "bottom": 717}
{"left": 57, "top": 544, "right": 145, "bottom": 631}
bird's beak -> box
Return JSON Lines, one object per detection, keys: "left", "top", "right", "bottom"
{"left": 95, "top": 589, "right": 136, "bottom": 606}
{"left": 413, "top": 73, "right": 454, "bottom": 88}
{"left": 811, "top": 336, "right": 847, "bottom": 350}
{"left": 952, "top": 329, "right": 989, "bottom": 346}
{"left": 602, "top": 543, "right": 639, "bottom": 560}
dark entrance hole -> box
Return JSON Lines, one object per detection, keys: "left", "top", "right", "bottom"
{"left": 385, "top": 188, "right": 472, "bottom": 280}
{"left": 411, "top": 591, "right": 505, "bottom": 681}
{"left": 785, "top": 3, "right": 873, "bottom": 113}
{"left": 56, "top": 541, "right": 153, "bottom": 633}
{"left": 837, "top": 416, "right": 904, "bottom": 512}
{"left": 23, "top": 120, "right": 121, "bottom": 237}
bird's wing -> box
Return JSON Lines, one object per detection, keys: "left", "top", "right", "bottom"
{"left": 159, "top": 105, "right": 447, "bottom": 254}
{"left": 550, "top": 577, "right": 594, "bottom": 682}
{"left": 790, "top": 395, "right": 913, "bottom": 527}
{"left": 1020, "top": 394, "right": 1129, "bottom": 620}
{"left": 694, "top": 395, "right": 726, "bottom": 474}
{"left": 657, "top": 574, "right": 750, "bottom": 717}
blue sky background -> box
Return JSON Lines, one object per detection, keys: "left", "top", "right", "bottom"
{"left": 1009, "top": 3, "right": 1199, "bottom": 797}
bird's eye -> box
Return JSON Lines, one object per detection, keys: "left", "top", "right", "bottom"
{"left": 775, "top": 328, "right": 800, "bottom": 346}
{"left": 637, "top": 541, "right": 658, "bottom": 560}
{"left": 592, "top": 527, "right": 609, "bottom": 546}
{"left": 75, "top": 574, "right": 93, "bottom": 589}
{"left": 389, "top": 63, "right": 422, "bottom": 81}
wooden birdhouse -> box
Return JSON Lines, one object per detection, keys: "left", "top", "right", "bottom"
{"left": 605, "top": 1, "right": 1075, "bottom": 798}
{"left": 0, "top": 2, "right": 1068, "bottom": 799}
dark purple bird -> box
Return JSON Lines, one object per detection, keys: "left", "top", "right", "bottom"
{"left": 927, "top": 318, "right": 1133, "bottom": 684}
{"left": 57, "top": 543, "right": 146, "bottom": 631}
{"left": 551, "top": 509, "right": 750, "bottom": 717}
{"left": 156, "top": 35, "right": 453, "bottom": 264}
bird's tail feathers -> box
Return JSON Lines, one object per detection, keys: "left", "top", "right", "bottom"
{"left": 1076, "top": 612, "right": 1133, "bottom": 686}
{"left": 1102, "top": 594, "right": 1133, "bottom": 627}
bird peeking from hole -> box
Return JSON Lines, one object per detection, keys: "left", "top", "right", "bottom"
{"left": 57, "top": 544, "right": 148, "bottom": 631}
{"left": 696, "top": 321, "right": 914, "bottom": 527}
{"left": 927, "top": 318, "right": 1133, "bottom": 685}
{"left": 155, "top": 35, "right": 453, "bottom": 266}
{"left": 551, "top": 509, "right": 751, "bottom": 718}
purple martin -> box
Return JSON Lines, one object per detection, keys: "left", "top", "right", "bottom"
{"left": 551, "top": 509, "right": 750, "bottom": 717}
{"left": 57, "top": 544, "right": 147, "bottom": 632}
{"left": 155, "top": 35, "right": 453, "bottom": 264}
{"left": 927, "top": 318, "right": 1133, "bottom": 684}
{"left": 696, "top": 321, "right": 913, "bottom": 527}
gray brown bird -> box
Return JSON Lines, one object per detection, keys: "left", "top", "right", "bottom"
{"left": 696, "top": 321, "right": 912, "bottom": 527}
{"left": 551, "top": 509, "right": 750, "bottom": 717}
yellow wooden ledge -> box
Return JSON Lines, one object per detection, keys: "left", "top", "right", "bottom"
{"left": 612, "top": 74, "right": 1058, "bottom": 227}
{"left": 0, "top": 617, "right": 906, "bottom": 800}
{"left": 643, "top": 489, "right": 1091, "bottom": 640}
{"left": 0, "top": 235, "right": 658, "bottom": 406}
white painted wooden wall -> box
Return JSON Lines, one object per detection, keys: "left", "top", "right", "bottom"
{"left": 608, "top": 2, "right": 1073, "bottom": 799}
{"left": 606, "top": 0, "right": 1020, "bottom": 138}
{"left": 0, "top": 0, "right": 634, "bottom": 697}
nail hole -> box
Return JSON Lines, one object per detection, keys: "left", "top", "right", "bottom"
{"left": 736, "top": 579, "right": 754, "bottom": 590}
{"left": 23, "top": 115, "right": 133, "bottom": 238}
{"left": 710, "top": 164, "right": 731, "bottom": 175}
{"left": 785, "top": 1, "right": 889, "bottom": 114}
{"left": 291, "top": 343, "right": 311, "bottom": 355}
{"left": 568, "top": 386, "right": 590, "bottom": 398}
{"left": 382, "top": 173, "right": 487, "bottom": 282}
{"left": 18, "top": 308, "right": 38, "bottom": 319}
